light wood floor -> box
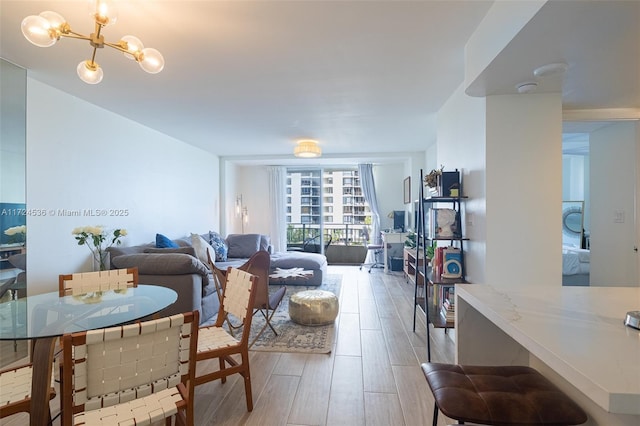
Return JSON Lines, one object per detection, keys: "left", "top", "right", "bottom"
{"left": 2, "top": 265, "right": 457, "bottom": 426}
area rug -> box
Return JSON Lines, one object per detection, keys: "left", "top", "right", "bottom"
{"left": 248, "top": 274, "right": 342, "bottom": 354}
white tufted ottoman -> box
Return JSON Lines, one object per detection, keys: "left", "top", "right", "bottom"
{"left": 289, "top": 290, "right": 339, "bottom": 326}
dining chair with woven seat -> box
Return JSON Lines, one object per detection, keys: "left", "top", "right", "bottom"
{"left": 195, "top": 267, "right": 258, "bottom": 412}
{"left": 0, "top": 363, "right": 56, "bottom": 422}
{"left": 56, "top": 267, "right": 141, "bottom": 392}
{"left": 60, "top": 310, "right": 199, "bottom": 426}
{"left": 58, "top": 267, "right": 139, "bottom": 296}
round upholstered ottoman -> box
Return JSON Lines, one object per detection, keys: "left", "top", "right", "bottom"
{"left": 289, "top": 290, "right": 339, "bottom": 326}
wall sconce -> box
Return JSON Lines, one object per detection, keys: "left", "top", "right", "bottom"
{"left": 235, "top": 195, "right": 243, "bottom": 216}
{"left": 242, "top": 207, "right": 249, "bottom": 233}
{"left": 236, "top": 194, "right": 248, "bottom": 232}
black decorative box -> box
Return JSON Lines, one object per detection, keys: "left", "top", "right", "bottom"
{"left": 439, "top": 170, "right": 460, "bottom": 197}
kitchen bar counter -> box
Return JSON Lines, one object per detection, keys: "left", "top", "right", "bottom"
{"left": 456, "top": 285, "right": 640, "bottom": 425}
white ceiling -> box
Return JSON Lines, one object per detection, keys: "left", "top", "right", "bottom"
{"left": 1, "top": 1, "right": 638, "bottom": 161}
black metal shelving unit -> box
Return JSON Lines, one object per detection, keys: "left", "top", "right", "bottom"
{"left": 411, "top": 169, "right": 468, "bottom": 361}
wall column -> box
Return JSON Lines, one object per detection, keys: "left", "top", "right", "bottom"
{"left": 485, "top": 93, "right": 563, "bottom": 287}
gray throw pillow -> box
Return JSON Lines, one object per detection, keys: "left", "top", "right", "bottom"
{"left": 226, "top": 234, "right": 261, "bottom": 258}
{"left": 112, "top": 253, "right": 208, "bottom": 276}
{"left": 259, "top": 235, "right": 271, "bottom": 252}
{"left": 107, "top": 244, "right": 154, "bottom": 258}
{"left": 143, "top": 247, "right": 197, "bottom": 257}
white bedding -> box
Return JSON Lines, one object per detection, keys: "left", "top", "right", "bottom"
{"left": 562, "top": 245, "right": 590, "bottom": 275}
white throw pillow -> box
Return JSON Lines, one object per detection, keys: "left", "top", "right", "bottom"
{"left": 191, "top": 233, "right": 216, "bottom": 267}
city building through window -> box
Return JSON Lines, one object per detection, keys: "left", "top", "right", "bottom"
{"left": 286, "top": 168, "right": 372, "bottom": 252}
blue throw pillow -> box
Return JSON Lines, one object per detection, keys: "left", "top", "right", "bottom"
{"left": 208, "top": 231, "right": 228, "bottom": 261}
{"left": 156, "top": 233, "right": 179, "bottom": 248}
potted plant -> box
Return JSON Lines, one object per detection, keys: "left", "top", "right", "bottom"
{"left": 424, "top": 165, "right": 444, "bottom": 196}
{"left": 426, "top": 240, "right": 437, "bottom": 261}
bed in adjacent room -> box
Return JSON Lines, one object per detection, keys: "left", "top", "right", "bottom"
{"left": 562, "top": 245, "right": 590, "bottom": 286}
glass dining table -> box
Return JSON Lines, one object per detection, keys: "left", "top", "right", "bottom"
{"left": 0, "top": 284, "right": 177, "bottom": 426}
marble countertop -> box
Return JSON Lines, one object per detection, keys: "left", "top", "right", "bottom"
{"left": 457, "top": 285, "right": 640, "bottom": 415}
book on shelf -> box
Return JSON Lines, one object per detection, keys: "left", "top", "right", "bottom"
{"left": 440, "top": 299, "right": 455, "bottom": 322}
{"left": 432, "top": 247, "right": 464, "bottom": 282}
{"left": 442, "top": 247, "right": 462, "bottom": 279}
{"left": 432, "top": 283, "right": 455, "bottom": 308}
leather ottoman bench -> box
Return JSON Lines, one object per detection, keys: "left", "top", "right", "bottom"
{"left": 289, "top": 290, "right": 339, "bottom": 326}
{"left": 421, "top": 363, "right": 587, "bottom": 426}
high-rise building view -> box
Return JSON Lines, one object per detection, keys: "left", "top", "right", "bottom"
{"left": 286, "top": 169, "right": 372, "bottom": 248}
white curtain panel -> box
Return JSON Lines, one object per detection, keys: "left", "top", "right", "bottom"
{"left": 358, "top": 163, "right": 382, "bottom": 245}
{"left": 268, "top": 166, "right": 287, "bottom": 253}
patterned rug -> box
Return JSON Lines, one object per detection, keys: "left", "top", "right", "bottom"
{"left": 248, "top": 274, "right": 342, "bottom": 354}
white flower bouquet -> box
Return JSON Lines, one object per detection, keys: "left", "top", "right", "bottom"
{"left": 4, "top": 225, "right": 26, "bottom": 244}
{"left": 72, "top": 225, "right": 127, "bottom": 270}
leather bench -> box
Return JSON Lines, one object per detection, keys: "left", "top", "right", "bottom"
{"left": 269, "top": 252, "right": 327, "bottom": 286}
{"left": 421, "top": 363, "right": 588, "bottom": 426}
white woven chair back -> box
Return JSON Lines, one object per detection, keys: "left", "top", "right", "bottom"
{"left": 68, "top": 313, "right": 193, "bottom": 411}
{"left": 61, "top": 268, "right": 137, "bottom": 296}
{"left": 223, "top": 268, "right": 254, "bottom": 320}
{"left": 0, "top": 364, "right": 53, "bottom": 409}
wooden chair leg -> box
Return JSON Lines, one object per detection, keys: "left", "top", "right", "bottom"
{"left": 242, "top": 351, "right": 253, "bottom": 411}
{"left": 219, "top": 357, "right": 227, "bottom": 384}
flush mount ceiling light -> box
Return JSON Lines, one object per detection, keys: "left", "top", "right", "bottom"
{"left": 533, "top": 62, "right": 568, "bottom": 78}
{"left": 294, "top": 139, "right": 322, "bottom": 158}
{"left": 516, "top": 82, "right": 538, "bottom": 94}
{"left": 21, "top": 0, "right": 164, "bottom": 84}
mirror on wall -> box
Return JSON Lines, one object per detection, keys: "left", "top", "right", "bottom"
{"left": 0, "top": 58, "right": 27, "bottom": 366}
{"left": 562, "top": 201, "right": 584, "bottom": 248}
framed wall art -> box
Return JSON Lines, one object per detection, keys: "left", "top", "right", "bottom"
{"left": 403, "top": 176, "right": 411, "bottom": 204}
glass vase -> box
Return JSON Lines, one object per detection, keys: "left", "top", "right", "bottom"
{"left": 92, "top": 251, "right": 110, "bottom": 271}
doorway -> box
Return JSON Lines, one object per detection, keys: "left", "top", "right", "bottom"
{"left": 562, "top": 120, "right": 639, "bottom": 286}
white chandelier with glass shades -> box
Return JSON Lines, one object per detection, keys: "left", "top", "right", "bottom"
{"left": 21, "top": 0, "right": 164, "bottom": 84}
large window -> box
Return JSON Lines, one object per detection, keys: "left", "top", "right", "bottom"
{"left": 286, "top": 168, "right": 371, "bottom": 251}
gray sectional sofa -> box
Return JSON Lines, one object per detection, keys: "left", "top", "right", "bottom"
{"left": 106, "top": 232, "right": 327, "bottom": 325}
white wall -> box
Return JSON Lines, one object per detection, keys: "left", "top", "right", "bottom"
{"left": 374, "top": 162, "right": 406, "bottom": 231}
{"left": 485, "top": 93, "right": 563, "bottom": 287}
{"left": 590, "top": 121, "right": 638, "bottom": 286}
{"left": 437, "top": 88, "right": 562, "bottom": 288}
{"left": 26, "top": 79, "right": 220, "bottom": 294}
{"left": 221, "top": 161, "right": 239, "bottom": 236}
{"left": 404, "top": 154, "right": 426, "bottom": 230}
{"left": 436, "top": 83, "right": 486, "bottom": 284}
{"left": 236, "top": 165, "right": 270, "bottom": 236}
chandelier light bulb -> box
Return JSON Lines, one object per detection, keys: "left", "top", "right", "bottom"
{"left": 77, "top": 60, "right": 104, "bottom": 84}
{"left": 21, "top": 15, "right": 57, "bottom": 47}
{"left": 138, "top": 48, "right": 165, "bottom": 74}
{"left": 90, "top": 0, "right": 118, "bottom": 27}
{"left": 22, "top": 4, "right": 164, "bottom": 84}
{"left": 121, "top": 35, "right": 144, "bottom": 60}
{"left": 39, "top": 11, "right": 66, "bottom": 32}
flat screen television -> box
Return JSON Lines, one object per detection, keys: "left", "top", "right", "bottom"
{"left": 393, "top": 210, "right": 405, "bottom": 232}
